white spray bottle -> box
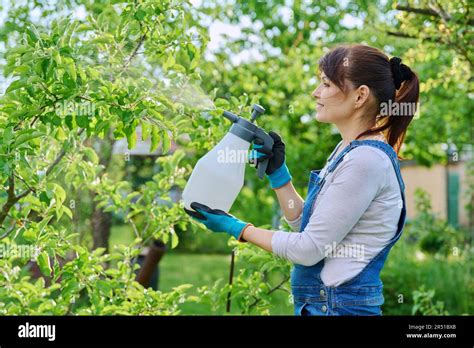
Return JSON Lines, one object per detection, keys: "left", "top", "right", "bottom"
{"left": 182, "top": 104, "right": 273, "bottom": 212}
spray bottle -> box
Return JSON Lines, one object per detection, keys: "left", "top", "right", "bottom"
{"left": 182, "top": 104, "right": 273, "bottom": 212}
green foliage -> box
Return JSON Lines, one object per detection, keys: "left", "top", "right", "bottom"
{"left": 0, "top": 240, "right": 191, "bottom": 315}
{"left": 0, "top": 0, "right": 208, "bottom": 315}
{"left": 380, "top": 187, "right": 472, "bottom": 316}
{"left": 91, "top": 150, "right": 190, "bottom": 250}
{"left": 411, "top": 188, "right": 466, "bottom": 255}
{"left": 381, "top": 226, "right": 473, "bottom": 315}
{"left": 412, "top": 285, "right": 449, "bottom": 316}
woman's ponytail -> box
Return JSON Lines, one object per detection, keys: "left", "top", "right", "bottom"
{"left": 384, "top": 58, "right": 420, "bottom": 157}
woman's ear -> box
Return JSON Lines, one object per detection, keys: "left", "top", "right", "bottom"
{"left": 354, "top": 85, "right": 370, "bottom": 109}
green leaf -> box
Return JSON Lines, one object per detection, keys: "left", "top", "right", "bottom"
{"left": 22, "top": 228, "right": 37, "bottom": 243}
{"left": 39, "top": 191, "right": 51, "bottom": 205}
{"left": 171, "top": 230, "right": 179, "bottom": 249}
{"left": 126, "top": 129, "right": 137, "bottom": 149}
{"left": 52, "top": 49, "right": 62, "bottom": 65}
{"left": 6, "top": 79, "right": 28, "bottom": 93}
{"left": 83, "top": 147, "right": 99, "bottom": 164}
{"left": 76, "top": 116, "right": 90, "bottom": 128}
{"left": 161, "top": 130, "right": 170, "bottom": 154}
{"left": 214, "top": 98, "right": 230, "bottom": 109}
{"left": 62, "top": 206, "right": 73, "bottom": 219}
{"left": 141, "top": 120, "right": 150, "bottom": 140}
{"left": 189, "top": 45, "right": 201, "bottom": 70}
{"left": 54, "top": 127, "right": 67, "bottom": 141}
{"left": 53, "top": 184, "right": 66, "bottom": 204}
{"left": 92, "top": 247, "right": 106, "bottom": 257}
{"left": 13, "top": 65, "right": 30, "bottom": 74}
{"left": 96, "top": 279, "right": 113, "bottom": 297}
{"left": 26, "top": 27, "right": 39, "bottom": 43}
{"left": 3, "top": 127, "right": 14, "bottom": 143}
{"left": 91, "top": 34, "right": 114, "bottom": 44}
{"left": 134, "top": 9, "right": 146, "bottom": 20}
{"left": 164, "top": 54, "right": 175, "bottom": 71}
{"left": 13, "top": 131, "right": 43, "bottom": 148}
{"left": 65, "top": 58, "right": 77, "bottom": 82}
{"left": 62, "top": 279, "right": 79, "bottom": 297}
{"left": 65, "top": 115, "right": 74, "bottom": 129}
{"left": 150, "top": 125, "right": 160, "bottom": 152}
{"left": 37, "top": 251, "right": 51, "bottom": 277}
{"left": 37, "top": 215, "right": 53, "bottom": 233}
{"left": 27, "top": 76, "right": 42, "bottom": 85}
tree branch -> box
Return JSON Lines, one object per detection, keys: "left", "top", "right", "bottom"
{"left": 396, "top": 4, "right": 474, "bottom": 25}
{"left": 0, "top": 175, "right": 18, "bottom": 226}
{"left": 13, "top": 174, "right": 36, "bottom": 194}
{"left": 0, "top": 224, "right": 16, "bottom": 240}
{"left": 396, "top": 5, "right": 441, "bottom": 17}
{"left": 246, "top": 275, "right": 290, "bottom": 312}
{"left": 385, "top": 30, "right": 473, "bottom": 67}
{"left": 123, "top": 31, "right": 148, "bottom": 69}
{"left": 386, "top": 30, "right": 444, "bottom": 44}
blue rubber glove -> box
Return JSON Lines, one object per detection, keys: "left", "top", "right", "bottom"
{"left": 250, "top": 131, "right": 292, "bottom": 189}
{"left": 184, "top": 202, "right": 252, "bottom": 241}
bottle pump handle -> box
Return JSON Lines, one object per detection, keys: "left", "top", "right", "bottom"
{"left": 250, "top": 104, "right": 265, "bottom": 123}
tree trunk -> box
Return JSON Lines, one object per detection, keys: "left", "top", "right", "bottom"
{"left": 89, "top": 133, "right": 114, "bottom": 252}
{"left": 91, "top": 199, "right": 112, "bottom": 252}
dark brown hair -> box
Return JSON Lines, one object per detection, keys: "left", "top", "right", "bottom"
{"left": 318, "top": 44, "right": 420, "bottom": 158}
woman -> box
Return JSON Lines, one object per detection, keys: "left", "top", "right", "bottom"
{"left": 185, "top": 44, "right": 419, "bottom": 316}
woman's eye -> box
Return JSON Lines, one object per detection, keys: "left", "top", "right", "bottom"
{"left": 323, "top": 83, "right": 330, "bottom": 87}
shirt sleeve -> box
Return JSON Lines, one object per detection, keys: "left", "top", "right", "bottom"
{"left": 271, "top": 147, "right": 388, "bottom": 266}
{"left": 284, "top": 213, "right": 303, "bottom": 232}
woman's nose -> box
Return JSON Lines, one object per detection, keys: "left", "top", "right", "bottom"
{"left": 311, "top": 87, "right": 320, "bottom": 99}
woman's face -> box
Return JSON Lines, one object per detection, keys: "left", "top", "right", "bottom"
{"left": 311, "top": 72, "right": 355, "bottom": 124}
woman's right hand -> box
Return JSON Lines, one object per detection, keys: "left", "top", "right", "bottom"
{"left": 252, "top": 131, "right": 292, "bottom": 189}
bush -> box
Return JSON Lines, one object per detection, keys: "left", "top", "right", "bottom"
{"left": 411, "top": 188, "right": 466, "bottom": 256}
{"left": 381, "top": 226, "right": 473, "bottom": 315}
{"left": 412, "top": 285, "right": 449, "bottom": 315}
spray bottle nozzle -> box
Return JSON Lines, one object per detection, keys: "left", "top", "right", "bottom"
{"left": 222, "top": 110, "right": 239, "bottom": 123}
{"left": 250, "top": 104, "right": 265, "bottom": 123}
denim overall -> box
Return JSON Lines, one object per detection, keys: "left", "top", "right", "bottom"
{"left": 292, "top": 140, "right": 406, "bottom": 316}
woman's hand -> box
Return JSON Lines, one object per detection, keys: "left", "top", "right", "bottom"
{"left": 251, "top": 131, "right": 292, "bottom": 189}
{"left": 184, "top": 202, "right": 253, "bottom": 241}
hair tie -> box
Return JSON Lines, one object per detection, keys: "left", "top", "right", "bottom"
{"left": 390, "top": 57, "right": 413, "bottom": 90}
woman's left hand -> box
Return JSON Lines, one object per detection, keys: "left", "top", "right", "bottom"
{"left": 184, "top": 202, "right": 252, "bottom": 241}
